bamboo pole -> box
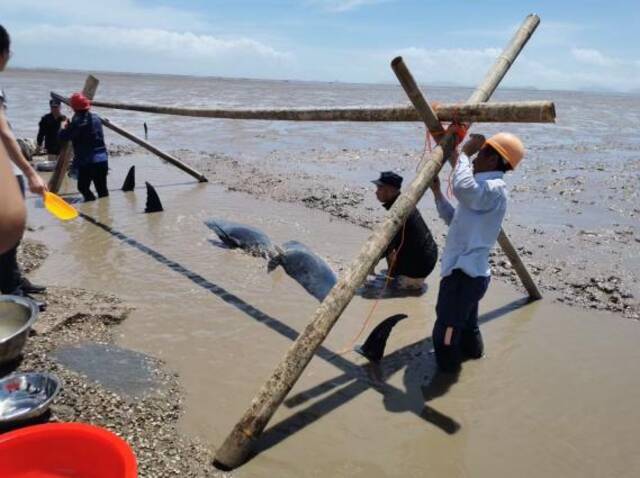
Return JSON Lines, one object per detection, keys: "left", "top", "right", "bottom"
{"left": 50, "top": 92, "right": 208, "bottom": 183}
{"left": 390, "top": 57, "right": 445, "bottom": 136}
{"left": 453, "top": 13, "right": 543, "bottom": 300}
{"left": 86, "top": 98, "right": 554, "bottom": 123}
{"left": 390, "top": 56, "right": 445, "bottom": 172}
{"left": 391, "top": 56, "right": 542, "bottom": 300}
{"left": 84, "top": 98, "right": 554, "bottom": 124}
{"left": 100, "top": 117, "right": 207, "bottom": 182}
{"left": 468, "top": 14, "right": 540, "bottom": 104}
{"left": 213, "top": 13, "right": 542, "bottom": 470}
{"left": 48, "top": 75, "right": 99, "bottom": 193}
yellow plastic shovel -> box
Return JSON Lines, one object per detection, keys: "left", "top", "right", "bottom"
{"left": 44, "top": 192, "right": 78, "bottom": 221}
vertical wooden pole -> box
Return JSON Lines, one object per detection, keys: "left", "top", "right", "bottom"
{"left": 213, "top": 14, "right": 542, "bottom": 470}
{"left": 48, "top": 75, "right": 99, "bottom": 193}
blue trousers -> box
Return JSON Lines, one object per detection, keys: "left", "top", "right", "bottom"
{"left": 433, "top": 269, "right": 490, "bottom": 373}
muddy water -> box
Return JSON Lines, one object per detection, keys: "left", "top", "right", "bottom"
{"left": 26, "top": 156, "right": 640, "bottom": 477}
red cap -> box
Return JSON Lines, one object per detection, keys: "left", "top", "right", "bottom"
{"left": 69, "top": 92, "right": 91, "bottom": 112}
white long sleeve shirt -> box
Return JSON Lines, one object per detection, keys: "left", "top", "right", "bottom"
{"left": 435, "top": 153, "right": 507, "bottom": 278}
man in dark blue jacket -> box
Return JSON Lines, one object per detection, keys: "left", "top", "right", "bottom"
{"left": 59, "top": 92, "right": 109, "bottom": 201}
{"left": 37, "top": 98, "right": 67, "bottom": 160}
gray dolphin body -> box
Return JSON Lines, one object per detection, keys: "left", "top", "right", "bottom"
{"left": 205, "top": 219, "right": 275, "bottom": 257}
{"left": 269, "top": 240, "right": 337, "bottom": 301}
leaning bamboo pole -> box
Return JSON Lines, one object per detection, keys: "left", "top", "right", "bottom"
{"left": 48, "top": 75, "right": 99, "bottom": 193}
{"left": 213, "top": 13, "right": 541, "bottom": 470}
{"left": 50, "top": 92, "right": 208, "bottom": 183}
{"left": 99, "top": 117, "right": 207, "bottom": 182}
{"left": 462, "top": 14, "right": 543, "bottom": 301}
{"left": 391, "top": 57, "right": 542, "bottom": 300}
{"left": 87, "top": 99, "right": 555, "bottom": 123}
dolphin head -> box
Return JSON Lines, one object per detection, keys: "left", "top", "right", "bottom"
{"left": 267, "top": 245, "right": 286, "bottom": 273}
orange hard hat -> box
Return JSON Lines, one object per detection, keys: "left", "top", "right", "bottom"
{"left": 485, "top": 132, "right": 524, "bottom": 169}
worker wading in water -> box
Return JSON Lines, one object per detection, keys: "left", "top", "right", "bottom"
{"left": 430, "top": 132, "right": 524, "bottom": 373}
{"left": 59, "top": 93, "right": 109, "bottom": 202}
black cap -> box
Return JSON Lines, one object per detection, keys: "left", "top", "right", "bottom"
{"left": 372, "top": 171, "right": 403, "bottom": 189}
{"left": 49, "top": 99, "right": 61, "bottom": 107}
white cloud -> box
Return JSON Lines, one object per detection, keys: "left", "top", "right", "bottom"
{"left": 307, "top": 0, "right": 394, "bottom": 13}
{"left": 335, "top": 44, "right": 640, "bottom": 93}
{"left": 11, "top": 24, "right": 292, "bottom": 79}
{"left": 3, "top": 0, "right": 292, "bottom": 78}
{"left": 572, "top": 48, "right": 619, "bottom": 67}
{"left": 15, "top": 25, "right": 289, "bottom": 62}
{"left": 508, "top": 55, "right": 640, "bottom": 92}
{"left": 388, "top": 47, "right": 502, "bottom": 85}
{"left": 450, "top": 21, "right": 589, "bottom": 46}
{"left": 565, "top": 48, "right": 640, "bottom": 90}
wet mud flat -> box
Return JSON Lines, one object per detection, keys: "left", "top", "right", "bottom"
{"left": 182, "top": 142, "right": 639, "bottom": 320}
{"left": 8, "top": 240, "right": 218, "bottom": 478}
{"left": 21, "top": 154, "right": 640, "bottom": 477}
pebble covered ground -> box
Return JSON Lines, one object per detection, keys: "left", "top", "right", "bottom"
{"left": 8, "top": 240, "right": 230, "bottom": 478}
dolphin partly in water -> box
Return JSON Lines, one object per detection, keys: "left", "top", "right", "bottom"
{"left": 205, "top": 219, "right": 275, "bottom": 258}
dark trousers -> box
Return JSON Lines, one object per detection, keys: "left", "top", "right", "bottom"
{"left": 0, "top": 176, "right": 25, "bottom": 294}
{"left": 77, "top": 162, "right": 109, "bottom": 202}
{"left": 433, "top": 269, "right": 490, "bottom": 373}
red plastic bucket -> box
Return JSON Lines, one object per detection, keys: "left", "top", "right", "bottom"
{"left": 0, "top": 423, "right": 137, "bottom": 477}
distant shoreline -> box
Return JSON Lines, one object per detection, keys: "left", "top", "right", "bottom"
{"left": 7, "top": 65, "right": 638, "bottom": 98}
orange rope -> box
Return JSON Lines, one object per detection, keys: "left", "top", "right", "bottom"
{"left": 417, "top": 100, "right": 468, "bottom": 189}
{"left": 338, "top": 221, "right": 407, "bottom": 355}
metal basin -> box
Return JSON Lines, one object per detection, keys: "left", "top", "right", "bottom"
{"left": 0, "top": 296, "right": 38, "bottom": 366}
{"left": 0, "top": 372, "right": 60, "bottom": 424}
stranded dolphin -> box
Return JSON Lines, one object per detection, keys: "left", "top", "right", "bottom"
{"left": 268, "top": 240, "right": 337, "bottom": 301}
{"left": 205, "top": 219, "right": 275, "bottom": 257}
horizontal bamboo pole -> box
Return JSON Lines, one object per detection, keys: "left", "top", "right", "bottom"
{"left": 85, "top": 98, "right": 555, "bottom": 123}
{"left": 48, "top": 75, "right": 99, "bottom": 193}
{"left": 213, "top": 12, "right": 542, "bottom": 472}
{"left": 51, "top": 92, "right": 208, "bottom": 183}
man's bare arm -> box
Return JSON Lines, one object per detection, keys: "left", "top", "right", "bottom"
{"left": 0, "top": 110, "right": 47, "bottom": 195}
{"left": 0, "top": 140, "right": 26, "bottom": 253}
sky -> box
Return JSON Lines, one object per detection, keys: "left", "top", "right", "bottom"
{"left": 1, "top": 0, "right": 639, "bottom": 92}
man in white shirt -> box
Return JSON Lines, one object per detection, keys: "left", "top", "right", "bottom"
{"left": 430, "top": 132, "right": 525, "bottom": 373}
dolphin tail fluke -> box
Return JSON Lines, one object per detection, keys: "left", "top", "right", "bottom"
{"left": 122, "top": 166, "right": 135, "bottom": 191}
{"left": 144, "top": 182, "right": 163, "bottom": 213}
{"left": 355, "top": 313, "right": 409, "bottom": 362}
